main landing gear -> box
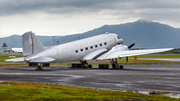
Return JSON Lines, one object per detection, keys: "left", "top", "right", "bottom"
{"left": 109, "top": 58, "right": 123, "bottom": 69}
{"left": 81, "top": 60, "right": 89, "bottom": 68}
{"left": 71, "top": 60, "right": 90, "bottom": 68}
{"left": 71, "top": 59, "right": 123, "bottom": 69}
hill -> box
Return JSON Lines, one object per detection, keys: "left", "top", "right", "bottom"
{"left": 1, "top": 20, "right": 180, "bottom": 48}
{"left": 44, "top": 20, "right": 180, "bottom": 48}
{"left": 0, "top": 35, "right": 62, "bottom": 49}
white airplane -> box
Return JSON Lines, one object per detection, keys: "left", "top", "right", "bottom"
{"left": 6, "top": 31, "right": 173, "bottom": 70}
{"left": 11, "top": 48, "right": 23, "bottom": 53}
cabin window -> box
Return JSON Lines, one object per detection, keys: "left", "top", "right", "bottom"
{"left": 90, "top": 46, "right": 93, "bottom": 49}
{"left": 85, "top": 47, "right": 88, "bottom": 50}
{"left": 81, "top": 49, "right": 83, "bottom": 51}
{"left": 95, "top": 45, "right": 97, "bottom": 48}
{"left": 104, "top": 42, "right": 107, "bottom": 45}
{"left": 100, "top": 43, "right": 102, "bottom": 46}
{"left": 75, "top": 50, "right": 78, "bottom": 53}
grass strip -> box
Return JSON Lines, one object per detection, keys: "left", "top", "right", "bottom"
{"left": 0, "top": 55, "right": 23, "bottom": 62}
{"left": 0, "top": 82, "right": 179, "bottom": 101}
{"left": 0, "top": 54, "right": 180, "bottom": 67}
{"left": 130, "top": 54, "right": 180, "bottom": 58}
{"left": 149, "top": 91, "right": 171, "bottom": 95}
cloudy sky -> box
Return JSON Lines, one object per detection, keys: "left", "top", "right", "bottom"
{"left": 0, "top": 0, "right": 180, "bottom": 37}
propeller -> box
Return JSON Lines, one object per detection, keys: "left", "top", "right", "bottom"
{"left": 128, "top": 43, "right": 135, "bottom": 49}
{"left": 126, "top": 43, "right": 135, "bottom": 62}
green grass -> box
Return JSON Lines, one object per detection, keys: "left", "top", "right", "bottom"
{"left": 0, "top": 63, "right": 27, "bottom": 67}
{"left": 149, "top": 91, "right": 171, "bottom": 95}
{"left": 117, "top": 59, "right": 180, "bottom": 65}
{"left": 0, "top": 55, "right": 23, "bottom": 62}
{"left": 0, "top": 82, "right": 179, "bottom": 101}
{"left": 129, "top": 54, "right": 180, "bottom": 58}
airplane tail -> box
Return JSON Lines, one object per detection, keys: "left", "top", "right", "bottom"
{"left": 22, "top": 31, "right": 45, "bottom": 58}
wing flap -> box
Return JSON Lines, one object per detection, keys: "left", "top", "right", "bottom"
{"left": 82, "top": 48, "right": 107, "bottom": 60}
{"left": 97, "top": 48, "right": 173, "bottom": 60}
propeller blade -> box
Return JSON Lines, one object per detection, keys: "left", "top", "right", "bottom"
{"left": 128, "top": 43, "right": 135, "bottom": 49}
{"left": 126, "top": 43, "right": 135, "bottom": 62}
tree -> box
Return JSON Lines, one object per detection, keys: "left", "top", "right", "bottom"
{"left": 2, "top": 43, "right": 7, "bottom": 49}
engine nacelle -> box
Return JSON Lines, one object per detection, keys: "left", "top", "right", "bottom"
{"left": 118, "top": 38, "right": 123, "bottom": 44}
{"left": 107, "top": 44, "right": 128, "bottom": 56}
{"left": 110, "top": 44, "right": 128, "bottom": 51}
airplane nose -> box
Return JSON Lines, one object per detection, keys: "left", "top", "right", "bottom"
{"left": 119, "top": 38, "right": 123, "bottom": 44}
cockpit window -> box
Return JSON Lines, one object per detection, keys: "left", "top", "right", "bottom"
{"left": 117, "top": 36, "right": 120, "bottom": 39}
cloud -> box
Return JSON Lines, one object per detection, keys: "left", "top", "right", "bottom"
{"left": 0, "top": 0, "right": 180, "bottom": 21}
{"left": 0, "top": 0, "right": 178, "bottom": 15}
{"left": 0, "top": 0, "right": 180, "bottom": 37}
{"left": 0, "top": 0, "right": 107, "bottom": 15}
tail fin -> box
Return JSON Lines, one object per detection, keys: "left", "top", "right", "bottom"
{"left": 22, "top": 32, "right": 45, "bottom": 57}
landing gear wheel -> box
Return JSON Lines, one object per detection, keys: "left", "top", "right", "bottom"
{"left": 119, "top": 65, "right": 123, "bottom": 69}
{"left": 36, "top": 63, "right": 44, "bottom": 70}
{"left": 36, "top": 66, "right": 43, "bottom": 70}
{"left": 112, "top": 62, "right": 119, "bottom": 69}
{"left": 109, "top": 58, "right": 123, "bottom": 69}
{"left": 81, "top": 60, "right": 88, "bottom": 68}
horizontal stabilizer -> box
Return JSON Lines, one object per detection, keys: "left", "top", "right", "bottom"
{"left": 27, "top": 57, "right": 55, "bottom": 63}
{"left": 97, "top": 48, "right": 173, "bottom": 60}
{"left": 5, "top": 57, "right": 24, "bottom": 62}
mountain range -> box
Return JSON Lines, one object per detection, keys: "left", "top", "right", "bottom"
{"left": 1, "top": 19, "right": 180, "bottom": 49}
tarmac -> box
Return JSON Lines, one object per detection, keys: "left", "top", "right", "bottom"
{"left": 0, "top": 64, "right": 180, "bottom": 96}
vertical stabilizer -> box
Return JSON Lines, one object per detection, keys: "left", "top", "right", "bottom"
{"left": 22, "top": 32, "right": 45, "bottom": 57}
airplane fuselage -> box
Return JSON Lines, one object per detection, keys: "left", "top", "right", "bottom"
{"left": 27, "top": 33, "right": 123, "bottom": 63}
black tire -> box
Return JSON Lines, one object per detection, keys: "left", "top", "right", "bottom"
{"left": 119, "top": 65, "right": 123, "bottom": 69}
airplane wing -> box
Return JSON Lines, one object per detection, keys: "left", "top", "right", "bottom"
{"left": 97, "top": 48, "right": 173, "bottom": 60}
{"left": 5, "top": 57, "right": 24, "bottom": 62}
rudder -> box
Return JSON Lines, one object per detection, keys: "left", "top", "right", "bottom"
{"left": 22, "top": 31, "right": 45, "bottom": 58}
